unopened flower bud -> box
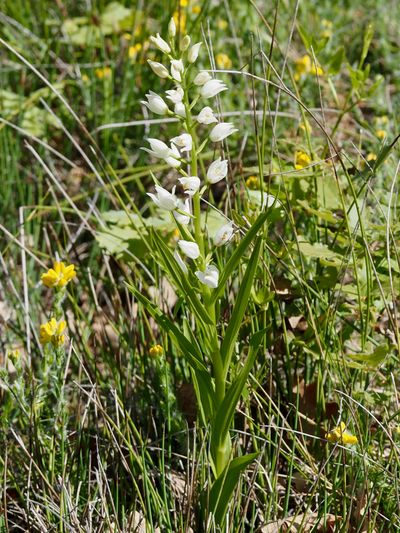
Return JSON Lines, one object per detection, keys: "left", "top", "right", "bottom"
{"left": 188, "top": 42, "right": 202, "bottom": 63}
{"left": 193, "top": 71, "right": 212, "bottom": 86}
{"left": 180, "top": 35, "right": 191, "bottom": 51}
{"left": 147, "top": 60, "right": 169, "bottom": 79}
{"left": 150, "top": 33, "right": 171, "bottom": 54}
{"left": 168, "top": 18, "right": 176, "bottom": 38}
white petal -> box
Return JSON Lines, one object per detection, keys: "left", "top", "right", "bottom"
{"left": 207, "top": 157, "right": 228, "bottom": 184}
{"left": 173, "top": 250, "right": 188, "bottom": 274}
{"left": 194, "top": 71, "right": 212, "bottom": 86}
{"left": 188, "top": 42, "right": 202, "bottom": 63}
{"left": 200, "top": 79, "right": 227, "bottom": 98}
{"left": 214, "top": 223, "right": 234, "bottom": 246}
{"left": 178, "top": 240, "right": 200, "bottom": 260}
{"left": 195, "top": 265, "right": 219, "bottom": 288}
{"left": 209, "top": 122, "right": 237, "bottom": 142}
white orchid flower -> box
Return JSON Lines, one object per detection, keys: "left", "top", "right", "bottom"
{"left": 164, "top": 143, "right": 181, "bottom": 168}
{"left": 171, "top": 133, "right": 192, "bottom": 152}
{"left": 147, "top": 185, "right": 178, "bottom": 211}
{"left": 142, "top": 138, "right": 171, "bottom": 159}
{"left": 174, "top": 102, "right": 186, "bottom": 117}
{"left": 194, "top": 71, "right": 212, "bottom": 86}
{"left": 178, "top": 176, "right": 201, "bottom": 196}
{"left": 171, "top": 59, "right": 184, "bottom": 82}
{"left": 174, "top": 198, "right": 191, "bottom": 225}
{"left": 188, "top": 42, "right": 202, "bottom": 63}
{"left": 178, "top": 240, "right": 200, "bottom": 260}
{"left": 149, "top": 33, "right": 171, "bottom": 54}
{"left": 207, "top": 157, "right": 228, "bottom": 183}
{"left": 214, "top": 223, "right": 234, "bottom": 246}
{"left": 147, "top": 60, "right": 169, "bottom": 79}
{"left": 197, "top": 106, "right": 218, "bottom": 124}
{"left": 200, "top": 79, "right": 227, "bottom": 98}
{"left": 209, "top": 122, "right": 237, "bottom": 142}
{"left": 195, "top": 264, "right": 219, "bottom": 288}
{"left": 165, "top": 87, "right": 184, "bottom": 104}
{"left": 141, "top": 91, "right": 169, "bottom": 115}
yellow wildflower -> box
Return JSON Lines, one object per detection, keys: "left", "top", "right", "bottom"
{"left": 149, "top": 344, "right": 163, "bottom": 357}
{"left": 321, "top": 19, "right": 333, "bottom": 38}
{"left": 217, "top": 19, "right": 228, "bottom": 31}
{"left": 366, "top": 152, "right": 377, "bottom": 162}
{"left": 41, "top": 261, "right": 76, "bottom": 289}
{"left": 376, "top": 129, "right": 386, "bottom": 139}
{"left": 295, "top": 151, "right": 312, "bottom": 170}
{"left": 325, "top": 422, "right": 358, "bottom": 445}
{"left": 180, "top": 0, "right": 188, "bottom": 5}
{"left": 95, "top": 67, "right": 112, "bottom": 80}
{"left": 294, "top": 55, "right": 311, "bottom": 80}
{"left": 81, "top": 73, "right": 89, "bottom": 83}
{"left": 310, "top": 64, "right": 323, "bottom": 76}
{"left": 216, "top": 53, "right": 232, "bottom": 70}
{"left": 192, "top": 5, "right": 201, "bottom": 14}
{"left": 128, "top": 43, "right": 142, "bottom": 59}
{"left": 39, "top": 318, "right": 66, "bottom": 348}
{"left": 246, "top": 176, "right": 260, "bottom": 190}
{"left": 376, "top": 115, "right": 388, "bottom": 125}
{"left": 294, "top": 54, "right": 323, "bottom": 80}
{"left": 122, "top": 32, "right": 132, "bottom": 41}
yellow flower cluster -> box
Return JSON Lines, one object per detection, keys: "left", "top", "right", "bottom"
{"left": 295, "top": 151, "right": 311, "bottom": 170}
{"left": 95, "top": 67, "right": 112, "bottom": 80}
{"left": 149, "top": 344, "right": 163, "bottom": 357}
{"left": 325, "top": 422, "right": 358, "bottom": 445}
{"left": 216, "top": 53, "right": 232, "bottom": 70}
{"left": 246, "top": 176, "right": 260, "bottom": 190}
{"left": 41, "top": 261, "right": 76, "bottom": 289}
{"left": 294, "top": 55, "right": 323, "bottom": 81}
{"left": 39, "top": 318, "right": 66, "bottom": 348}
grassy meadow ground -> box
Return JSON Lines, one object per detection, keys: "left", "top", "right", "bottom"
{"left": 1, "top": 0, "right": 400, "bottom": 531}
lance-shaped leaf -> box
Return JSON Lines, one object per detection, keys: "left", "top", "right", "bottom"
{"left": 210, "top": 329, "right": 266, "bottom": 473}
{"left": 220, "top": 237, "right": 263, "bottom": 373}
{"left": 208, "top": 452, "right": 259, "bottom": 526}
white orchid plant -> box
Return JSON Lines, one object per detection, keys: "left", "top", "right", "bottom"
{"left": 128, "top": 18, "right": 271, "bottom": 527}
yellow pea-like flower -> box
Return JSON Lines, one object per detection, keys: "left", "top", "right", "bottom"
{"left": 295, "top": 150, "right": 312, "bottom": 170}
{"left": 95, "top": 67, "right": 112, "bottom": 80}
{"left": 216, "top": 53, "right": 232, "bottom": 70}
{"left": 246, "top": 176, "right": 260, "bottom": 190}
{"left": 325, "top": 421, "right": 358, "bottom": 445}
{"left": 39, "top": 318, "right": 66, "bottom": 348}
{"left": 149, "top": 344, "right": 163, "bottom": 357}
{"left": 41, "top": 261, "right": 76, "bottom": 289}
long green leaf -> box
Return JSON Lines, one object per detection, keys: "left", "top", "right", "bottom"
{"left": 211, "top": 329, "right": 266, "bottom": 465}
{"left": 220, "top": 237, "right": 262, "bottom": 373}
{"left": 211, "top": 210, "right": 269, "bottom": 304}
{"left": 208, "top": 452, "right": 259, "bottom": 527}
